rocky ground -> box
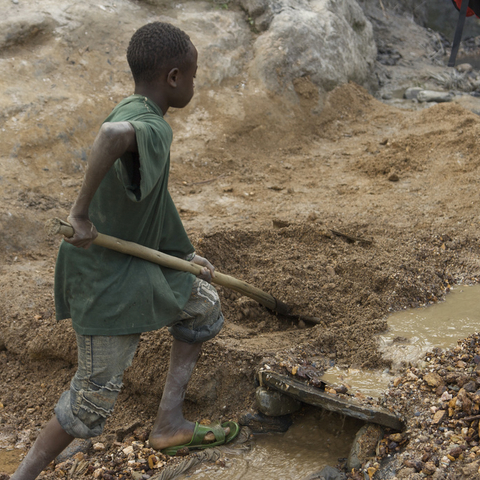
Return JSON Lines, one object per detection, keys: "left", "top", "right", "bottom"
{"left": 3, "top": 0, "right": 480, "bottom": 479}
{"left": 375, "top": 333, "right": 480, "bottom": 480}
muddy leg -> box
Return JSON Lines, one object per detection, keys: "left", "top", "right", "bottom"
{"left": 10, "top": 416, "right": 74, "bottom": 480}
{"left": 149, "top": 339, "right": 202, "bottom": 450}
{"left": 149, "top": 339, "right": 229, "bottom": 450}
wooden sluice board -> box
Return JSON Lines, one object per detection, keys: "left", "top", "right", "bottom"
{"left": 258, "top": 370, "right": 404, "bottom": 431}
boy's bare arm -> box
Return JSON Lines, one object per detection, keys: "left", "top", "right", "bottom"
{"left": 65, "top": 121, "right": 138, "bottom": 249}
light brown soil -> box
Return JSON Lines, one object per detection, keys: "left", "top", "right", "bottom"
{"left": 2, "top": 1, "right": 480, "bottom": 478}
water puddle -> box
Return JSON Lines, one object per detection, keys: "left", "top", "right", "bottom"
{"left": 0, "top": 449, "right": 23, "bottom": 475}
{"left": 178, "top": 411, "right": 363, "bottom": 480}
{"left": 323, "top": 285, "right": 480, "bottom": 400}
{"left": 379, "top": 285, "right": 480, "bottom": 370}
{"left": 321, "top": 367, "right": 392, "bottom": 400}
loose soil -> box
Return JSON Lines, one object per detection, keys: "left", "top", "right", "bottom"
{"left": 2, "top": 1, "right": 480, "bottom": 479}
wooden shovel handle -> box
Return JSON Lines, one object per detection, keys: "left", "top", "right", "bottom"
{"left": 46, "top": 218, "right": 291, "bottom": 315}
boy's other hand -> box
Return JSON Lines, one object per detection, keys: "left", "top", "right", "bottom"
{"left": 64, "top": 215, "right": 98, "bottom": 249}
{"left": 192, "top": 255, "right": 215, "bottom": 283}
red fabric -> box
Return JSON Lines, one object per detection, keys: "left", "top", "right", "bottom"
{"left": 454, "top": 0, "right": 476, "bottom": 17}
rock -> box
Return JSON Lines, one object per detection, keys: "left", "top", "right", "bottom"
{"left": 272, "top": 218, "right": 291, "bottom": 228}
{"left": 255, "top": 386, "right": 302, "bottom": 416}
{"left": 122, "top": 445, "right": 134, "bottom": 455}
{"left": 302, "top": 465, "right": 346, "bottom": 480}
{"left": 457, "top": 375, "right": 471, "bottom": 387}
{"left": 422, "top": 461, "right": 437, "bottom": 475}
{"left": 248, "top": 0, "right": 376, "bottom": 103}
{"left": 406, "top": 371, "right": 418, "bottom": 382}
{"left": 440, "top": 391, "right": 452, "bottom": 401}
{"left": 388, "top": 173, "right": 399, "bottom": 182}
{"left": 424, "top": 372, "right": 444, "bottom": 388}
{"left": 93, "top": 468, "right": 104, "bottom": 479}
{"left": 403, "top": 458, "right": 424, "bottom": 472}
{"left": 449, "top": 446, "right": 463, "bottom": 458}
{"left": 389, "top": 433, "right": 403, "bottom": 443}
{"left": 238, "top": 410, "right": 293, "bottom": 433}
{"left": 464, "top": 381, "right": 476, "bottom": 393}
{"left": 115, "top": 421, "right": 142, "bottom": 442}
{"left": 55, "top": 438, "right": 92, "bottom": 464}
{"left": 393, "top": 377, "right": 403, "bottom": 387}
{"left": 180, "top": 9, "right": 252, "bottom": 87}
{"left": 398, "top": 466, "right": 417, "bottom": 477}
{"left": 436, "top": 385, "right": 447, "bottom": 396}
{"left": 417, "top": 90, "right": 453, "bottom": 103}
{"left": 334, "top": 385, "right": 348, "bottom": 394}
{"left": 432, "top": 409, "right": 446, "bottom": 424}
{"left": 456, "top": 63, "right": 473, "bottom": 73}
{"left": 404, "top": 87, "right": 422, "bottom": 100}
{"left": 347, "top": 423, "right": 384, "bottom": 470}
{"left": 457, "top": 387, "right": 473, "bottom": 414}
{"left": 462, "top": 459, "right": 480, "bottom": 476}
{"left": 445, "top": 372, "right": 458, "bottom": 384}
{"left": 237, "top": 0, "right": 274, "bottom": 30}
{"left": 326, "top": 266, "right": 336, "bottom": 277}
{"left": 0, "top": 14, "right": 55, "bottom": 50}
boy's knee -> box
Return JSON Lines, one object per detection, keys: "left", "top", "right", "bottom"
{"left": 168, "top": 279, "right": 224, "bottom": 343}
{"left": 168, "top": 312, "right": 224, "bottom": 344}
{"left": 55, "top": 381, "right": 122, "bottom": 438}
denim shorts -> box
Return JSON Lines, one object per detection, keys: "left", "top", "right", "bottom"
{"left": 167, "top": 277, "right": 224, "bottom": 344}
{"left": 55, "top": 278, "right": 223, "bottom": 438}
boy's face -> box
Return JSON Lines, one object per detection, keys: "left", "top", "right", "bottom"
{"left": 168, "top": 43, "right": 198, "bottom": 109}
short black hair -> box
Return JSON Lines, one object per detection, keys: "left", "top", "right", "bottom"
{"left": 127, "top": 22, "right": 192, "bottom": 84}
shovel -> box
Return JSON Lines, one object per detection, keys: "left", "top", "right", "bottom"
{"left": 46, "top": 218, "right": 321, "bottom": 325}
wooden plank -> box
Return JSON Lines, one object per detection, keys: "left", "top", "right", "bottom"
{"left": 258, "top": 370, "right": 404, "bottom": 431}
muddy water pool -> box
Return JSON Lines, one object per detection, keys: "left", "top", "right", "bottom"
{"left": 178, "top": 410, "right": 363, "bottom": 480}
{"left": 0, "top": 448, "right": 23, "bottom": 475}
{"left": 379, "top": 284, "right": 480, "bottom": 370}
{"left": 324, "top": 285, "right": 480, "bottom": 399}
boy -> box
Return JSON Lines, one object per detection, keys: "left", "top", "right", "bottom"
{"left": 12, "top": 22, "right": 238, "bottom": 480}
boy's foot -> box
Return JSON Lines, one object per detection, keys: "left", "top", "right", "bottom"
{"left": 149, "top": 421, "right": 238, "bottom": 454}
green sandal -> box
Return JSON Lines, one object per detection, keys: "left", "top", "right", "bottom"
{"left": 161, "top": 421, "right": 240, "bottom": 456}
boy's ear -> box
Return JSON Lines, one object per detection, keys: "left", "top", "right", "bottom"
{"left": 167, "top": 67, "right": 179, "bottom": 87}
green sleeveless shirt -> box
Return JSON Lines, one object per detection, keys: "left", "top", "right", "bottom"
{"left": 54, "top": 95, "right": 195, "bottom": 335}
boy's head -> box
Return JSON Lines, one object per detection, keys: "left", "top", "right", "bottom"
{"left": 127, "top": 22, "right": 197, "bottom": 110}
{"left": 127, "top": 22, "right": 193, "bottom": 84}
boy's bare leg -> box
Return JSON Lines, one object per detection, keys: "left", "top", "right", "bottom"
{"left": 149, "top": 339, "right": 229, "bottom": 450}
{"left": 11, "top": 416, "right": 74, "bottom": 480}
